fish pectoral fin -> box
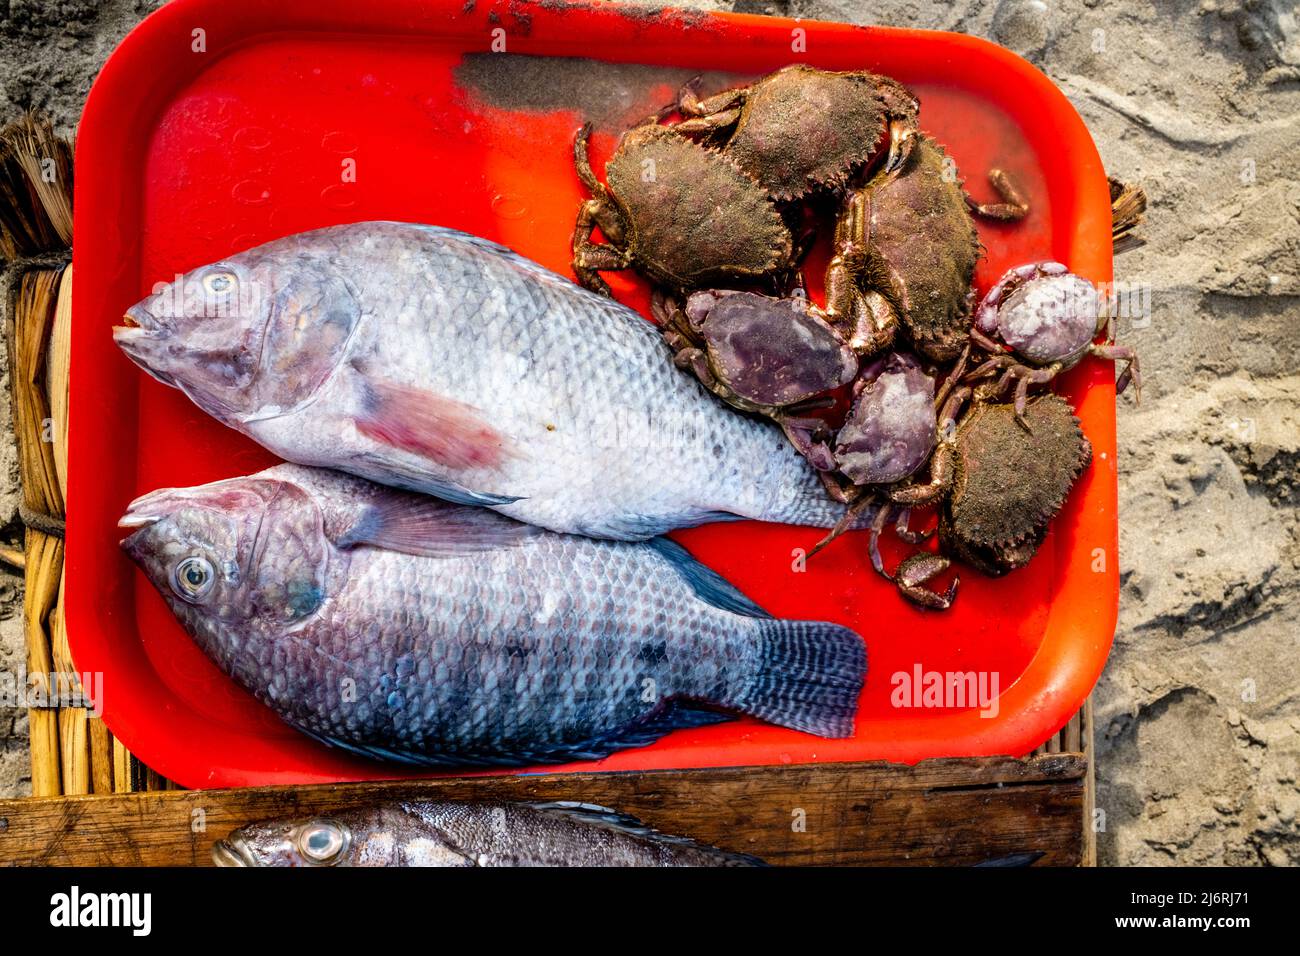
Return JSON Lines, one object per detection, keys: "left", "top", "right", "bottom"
{"left": 647, "top": 537, "right": 771, "bottom": 618}
{"left": 356, "top": 377, "right": 519, "bottom": 472}
{"left": 333, "top": 488, "right": 540, "bottom": 558}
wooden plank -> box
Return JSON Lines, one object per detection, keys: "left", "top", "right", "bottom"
{"left": 87, "top": 718, "right": 114, "bottom": 796}
{"left": 0, "top": 755, "right": 1084, "bottom": 867}
{"left": 1082, "top": 697, "right": 1097, "bottom": 867}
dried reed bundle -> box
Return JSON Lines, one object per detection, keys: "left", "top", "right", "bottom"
{"left": 0, "top": 115, "right": 71, "bottom": 258}
{"left": 2, "top": 112, "right": 171, "bottom": 795}
{"left": 10, "top": 267, "right": 66, "bottom": 796}
{"left": 1110, "top": 176, "right": 1148, "bottom": 253}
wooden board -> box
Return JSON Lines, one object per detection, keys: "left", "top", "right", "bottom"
{"left": 0, "top": 755, "right": 1085, "bottom": 866}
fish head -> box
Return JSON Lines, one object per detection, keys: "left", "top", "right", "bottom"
{"left": 213, "top": 815, "right": 356, "bottom": 867}
{"left": 119, "top": 475, "right": 334, "bottom": 657}
{"left": 114, "top": 241, "right": 361, "bottom": 424}
{"left": 212, "top": 806, "right": 474, "bottom": 867}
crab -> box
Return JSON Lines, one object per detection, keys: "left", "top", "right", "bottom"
{"left": 654, "top": 288, "right": 858, "bottom": 469}
{"left": 571, "top": 122, "right": 796, "bottom": 295}
{"left": 669, "top": 64, "right": 921, "bottom": 201}
{"left": 963, "top": 261, "right": 1141, "bottom": 422}
{"left": 806, "top": 357, "right": 959, "bottom": 604}
{"left": 888, "top": 392, "right": 1092, "bottom": 604}
{"left": 822, "top": 134, "right": 1029, "bottom": 361}
{"left": 832, "top": 351, "right": 937, "bottom": 486}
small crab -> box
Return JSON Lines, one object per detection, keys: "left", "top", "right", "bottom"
{"left": 807, "top": 357, "right": 957, "bottom": 605}
{"left": 964, "top": 262, "right": 1141, "bottom": 421}
{"left": 571, "top": 122, "right": 795, "bottom": 295}
{"left": 823, "top": 134, "right": 1029, "bottom": 361}
{"left": 832, "top": 351, "right": 937, "bottom": 487}
{"left": 670, "top": 64, "right": 921, "bottom": 201}
{"left": 655, "top": 289, "right": 858, "bottom": 468}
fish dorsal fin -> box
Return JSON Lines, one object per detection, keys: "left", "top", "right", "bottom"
{"left": 524, "top": 801, "right": 764, "bottom": 865}
{"left": 647, "top": 537, "right": 771, "bottom": 619}
{"left": 333, "top": 488, "right": 539, "bottom": 558}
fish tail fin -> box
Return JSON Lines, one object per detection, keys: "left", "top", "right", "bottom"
{"left": 732, "top": 620, "right": 866, "bottom": 738}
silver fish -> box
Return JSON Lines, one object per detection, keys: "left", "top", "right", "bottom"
{"left": 120, "top": 465, "right": 866, "bottom": 766}
{"left": 114, "top": 221, "right": 848, "bottom": 540}
{"left": 212, "top": 801, "right": 762, "bottom": 867}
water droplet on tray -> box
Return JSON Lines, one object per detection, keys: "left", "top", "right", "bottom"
{"left": 233, "top": 126, "right": 271, "bottom": 150}
{"left": 232, "top": 180, "right": 271, "bottom": 205}
{"left": 321, "top": 184, "right": 356, "bottom": 209}
{"left": 322, "top": 130, "right": 357, "bottom": 154}
{"left": 491, "top": 193, "right": 527, "bottom": 220}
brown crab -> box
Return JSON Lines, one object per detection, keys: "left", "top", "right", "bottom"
{"left": 571, "top": 122, "right": 796, "bottom": 295}
{"left": 889, "top": 392, "right": 1092, "bottom": 604}
{"left": 823, "top": 134, "right": 1029, "bottom": 361}
{"left": 670, "top": 64, "right": 921, "bottom": 201}
{"left": 653, "top": 288, "right": 858, "bottom": 469}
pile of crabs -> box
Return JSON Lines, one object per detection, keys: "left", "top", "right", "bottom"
{"left": 570, "top": 65, "right": 1139, "bottom": 610}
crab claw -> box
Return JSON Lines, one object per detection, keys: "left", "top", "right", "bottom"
{"left": 894, "top": 552, "right": 959, "bottom": 611}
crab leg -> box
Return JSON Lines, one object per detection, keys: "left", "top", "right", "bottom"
{"left": 779, "top": 415, "right": 837, "bottom": 473}
{"left": 824, "top": 190, "right": 898, "bottom": 356}
{"left": 966, "top": 168, "right": 1029, "bottom": 221}
{"left": 572, "top": 123, "right": 603, "bottom": 194}
{"left": 893, "top": 553, "right": 960, "bottom": 610}
{"left": 968, "top": 327, "right": 1009, "bottom": 355}
{"left": 571, "top": 124, "right": 634, "bottom": 296}
{"left": 894, "top": 507, "right": 934, "bottom": 544}
{"left": 808, "top": 491, "right": 878, "bottom": 559}
{"left": 1092, "top": 343, "right": 1142, "bottom": 400}
{"left": 935, "top": 342, "right": 972, "bottom": 410}
{"left": 889, "top": 443, "right": 953, "bottom": 507}
{"left": 571, "top": 200, "right": 632, "bottom": 296}
{"left": 676, "top": 77, "right": 747, "bottom": 120}
{"left": 964, "top": 352, "right": 1021, "bottom": 382}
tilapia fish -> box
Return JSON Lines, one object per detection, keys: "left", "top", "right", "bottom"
{"left": 213, "top": 801, "right": 762, "bottom": 867}
{"left": 120, "top": 465, "right": 866, "bottom": 766}
{"left": 113, "top": 221, "right": 847, "bottom": 540}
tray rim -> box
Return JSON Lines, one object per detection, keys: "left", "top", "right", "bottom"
{"left": 67, "top": 0, "right": 1118, "bottom": 788}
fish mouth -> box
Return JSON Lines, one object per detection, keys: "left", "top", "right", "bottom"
{"left": 211, "top": 836, "right": 256, "bottom": 868}
{"left": 113, "top": 306, "right": 182, "bottom": 387}
{"left": 117, "top": 488, "right": 177, "bottom": 549}
{"left": 117, "top": 516, "right": 157, "bottom": 552}
{"left": 114, "top": 305, "right": 159, "bottom": 339}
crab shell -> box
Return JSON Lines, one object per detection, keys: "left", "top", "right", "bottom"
{"left": 939, "top": 394, "right": 1092, "bottom": 576}
{"left": 833, "top": 351, "right": 936, "bottom": 485}
{"left": 977, "top": 263, "right": 1103, "bottom": 367}
{"left": 858, "top": 135, "right": 982, "bottom": 362}
{"left": 604, "top": 125, "right": 793, "bottom": 289}
{"left": 687, "top": 290, "right": 858, "bottom": 409}
{"left": 720, "top": 65, "right": 918, "bottom": 201}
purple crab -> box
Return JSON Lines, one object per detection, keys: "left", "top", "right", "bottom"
{"left": 655, "top": 289, "right": 858, "bottom": 469}
{"left": 965, "top": 262, "right": 1141, "bottom": 422}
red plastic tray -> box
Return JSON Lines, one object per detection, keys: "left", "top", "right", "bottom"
{"left": 68, "top": 0, "right": 1117, "bottom": 788}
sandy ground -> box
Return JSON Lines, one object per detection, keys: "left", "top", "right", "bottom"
{"left": 0, "top": 0, "right": 1295, "bottom": 865}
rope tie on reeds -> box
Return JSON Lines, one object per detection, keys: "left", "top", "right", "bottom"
{"left": 0, "top": 250, "right": 71, "bottom": 324}
{"left": 19, "top": 503, "right": 64, "bottom": 538}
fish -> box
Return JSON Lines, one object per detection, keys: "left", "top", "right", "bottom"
{"left": 113, "top": 221, "right": 851, "bottom": 540}
{"left": 119, "top": 464, "right": 867, "bottom": 767}
{"left": 211, "top": 801, "right": 763, "bottom": 867}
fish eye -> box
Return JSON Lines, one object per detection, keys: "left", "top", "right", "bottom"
{"left": 203, "top": 271, "right": 237, "bottom": 295}
{"left": 171, "top": 555, "right": 215, "bottom": 602}
{"left": 297, "top": 820, "right": 348, "bottom": 864}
